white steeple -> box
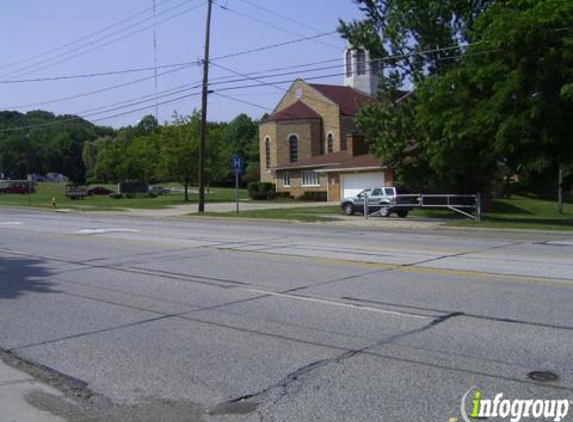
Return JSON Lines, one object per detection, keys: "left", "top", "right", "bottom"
{"left": 343, "top": 47, "right": 380, "bottom": 97}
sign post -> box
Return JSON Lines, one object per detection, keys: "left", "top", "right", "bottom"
{"left": 231, "top": 155, "right": 243, "bottom": 214}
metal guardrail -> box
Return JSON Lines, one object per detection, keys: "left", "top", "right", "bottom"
{"left": 364, "top": 193, "right": 482, "bottom": 221}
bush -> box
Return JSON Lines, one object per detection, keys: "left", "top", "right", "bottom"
{"left": 248, "top": 182, "right": 276, "bottom": 200}
{"left": 299, "top": 191, "right": 327, "bottom": 201}
{"left": 275, "top": 192, "right": 294, "bottom": 200}
{"left": 109, "top": 193, "right": 123, "bottom": 199}
{"left": 145, "top": 192, "right": 158, "bottom": 198}
{"left": 119, "top": 181, "right": 149, "bottom": 194}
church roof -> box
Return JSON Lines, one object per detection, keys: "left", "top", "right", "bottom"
{"left": 309, "top": 84, "right": 375, "bottom": 116}
{"left": 266, "top": 101, "right": 321, "bottom": 122}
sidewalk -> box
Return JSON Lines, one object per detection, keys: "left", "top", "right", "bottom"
{"left": 117, "top": 200, "right": 334, "bottom": 218}
{"left": 0, "top": 359, "right": 66, "bottom": 422}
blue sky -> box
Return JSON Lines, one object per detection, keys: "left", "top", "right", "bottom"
{"left": 0, "top": 0, "right": 363, "bottom": 127}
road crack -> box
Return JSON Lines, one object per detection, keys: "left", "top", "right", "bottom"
{"left": 214, "top": 311, "right": 464, "bottom": 414}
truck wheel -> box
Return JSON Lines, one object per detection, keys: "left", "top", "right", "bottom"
{"left": 379, "top": 206, "right": 390, "bottom": 217}
{"left": 397, "top": 210, "right": 409, "bottom": 218}
{"left": 342, "top": 203, "right": 354, "bottom": 216}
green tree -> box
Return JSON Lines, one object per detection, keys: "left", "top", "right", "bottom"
{"left": 135, "top": 114, "right": 159, "bottom": 136}
{"left": 222, "top": 114, "right": 259, "bottom": 185}
{"left": 82, "top": 141, "right": 98, "bottom": 182}
{"left": 415, "top": 0, "right": 573, "bottom": 195}
{"left": 160, "top": 113, "right": 200, "bottom": 201}
{"left": 339, "top": 0, "right": 490, "bottom": 90}
{"left": 93, "top": 137, "right": 123, "bottom": 183}
{"left": 119, "top": 134, "right": 162, "bottom": 183}
{"left": 342, "top": 0, "right": 573, "bottom": 199}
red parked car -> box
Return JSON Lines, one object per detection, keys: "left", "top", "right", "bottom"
{"left": 0, "top": 184, "right": 35, "bottom": 194}
{"left": 88, "top": 186, "right": 115, "bottom": 196}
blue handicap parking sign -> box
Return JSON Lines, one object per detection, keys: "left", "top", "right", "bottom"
{"left": 232, "top": 155, "right": 243, "bottom": 173}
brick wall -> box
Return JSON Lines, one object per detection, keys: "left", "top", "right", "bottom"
{"left": 274, "top": 80, "right": 342, "bottom": 153}
{"left": 274, "top": 120, "right": 320, "bottom": 166}
{"left": 259, "top": 121, "right": 277, "bottom": 183}
{"left": 276, "top": 169, "right": 327, "bottom": 198}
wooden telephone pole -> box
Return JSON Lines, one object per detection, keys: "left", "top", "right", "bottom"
{"left": 198, "top": 0, "right": 213, "bottom": 213}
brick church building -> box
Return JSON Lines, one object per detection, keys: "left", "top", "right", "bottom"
{"left": 259, "top": 48, "right": 405, "bottom": 201}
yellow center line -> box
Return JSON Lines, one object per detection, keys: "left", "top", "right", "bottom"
{"left": 228, "top": 248, "right": 572, "bottom": 288}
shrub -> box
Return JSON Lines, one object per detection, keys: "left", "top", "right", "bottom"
{"left": 299, "top": 191, "right": 327, "bottom": 201}
{"left": 275, "top": 192, "right": 294, "bottom": 200}
{"left": 119, "top": 181, "right": 149, "bottom": 194}
{"left": 145, "top": 192, "right": 158, "bottom": 198}
{"left": 109, "top": 193, "right": 123, "bottom": 199}
{"left": 248, "top": 182, "right": 276, "bottom": 200}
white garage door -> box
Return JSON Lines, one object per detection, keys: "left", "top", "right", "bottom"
{"left": 341, "top": 172, "right": 385, "bottom": 199}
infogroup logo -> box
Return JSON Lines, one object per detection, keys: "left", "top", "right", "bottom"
{"left": 459, "top": 387, "right": 570, "bottom": 422}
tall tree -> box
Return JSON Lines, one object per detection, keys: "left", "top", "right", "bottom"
{"left": 160, "top": 113, "right": 200, "bottom": 202}
{"left": 222, "top": 114, "right": 259, "bottom": 186}
{"left": 342, "top": 0, "right": 573, "bottom": 198}
{"left": 339, "top": 0, "right": 491, "bottom": 91}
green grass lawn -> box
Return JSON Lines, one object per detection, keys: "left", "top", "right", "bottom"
{"left": 200, "top": 205, "right": 342, "bottom": 222}
{"left": 0, "top": 183, "right": 248, "bottom": 211}
{"left": 198, "top": 195, "right": 572, "bottom": 230}
{"left": 2, "top": 184, "right": 570, "bottom": 231}
{"left": 407, "top": 195, "right": 572, "bottom": 230}
{"left": 445, "top": 195, "right": 573, "bottom": 231}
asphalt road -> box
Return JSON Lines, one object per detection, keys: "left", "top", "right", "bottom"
{"left": 0, "top": 208, "right": 572, "bottom": 422}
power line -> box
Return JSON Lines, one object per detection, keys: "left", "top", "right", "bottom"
{"left": 210, "top": 63, "right": 348, "bottom": 114}
{"left": 0, "top": 62, "right": 198, "bottom": 84}
{"left": 2, "top": 42, "right": 487, "bottom": 111}
{"left": 73, "top": 81, "right": 202, "bottom": 117}
{"left": 76, "top": 83, "right": 202, "bottom": 119}
{"left": 209, "top": 62, "right": 343, "bottom": 88}
{"left": 0, "top": 42, "right": 494, "bottom": 131}
{"left": 213, "top": 1, "right": 341, "bottom": 51}
{"left": 211, "top": 31, "right": 338, "bottom": 61}
{"left": 3, "top": 64, "right": 194, "bottom": 110}
{"left": 213, "top": 92, "right": 271, "bottom": 112}
{"left": 89, "top": 92, "right": 202, "bottom": 124}
{"left": 0, "top": 85, "right": 203, "bottom": 133}
{"left": 0, "top": 40, "right": 487, "bottom": 86}
{"left": 0, "top": 0, "right": 181, "bottom": 73}
{"left": 233, "top": 0, "right": 341, "bottom": 41}
{"left": 208, "top": 45, "right": 489, "bottom": 111}
{"left": 0, "top": 41, "right": 479, "bottom": 85}
{"left": 0, "top": 56, "right": 340, "bottom": 85}
{"left": 209, "top": 41, "right": 487, "bottom": 85}
{"left": 1, "top": 57, "right": 341, "bottom": 110}
{"left": 1, "top": 0, "right": 205, "bottom": 79}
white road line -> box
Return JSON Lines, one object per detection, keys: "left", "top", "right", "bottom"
{"left": 75, "top": 228, "right": 142, "bottom": 235}
{"left": 240, "top": 288, "right": 430, "bottom": 319}
{"left": 547, "top": 239, "right": 573, "bottom": 246}
{"left": 0, "top": 222, "right": 23, "bottom": 226}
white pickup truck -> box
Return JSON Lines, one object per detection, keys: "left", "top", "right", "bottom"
{"left": 340, "top": 186, "right": 418, "bottom": 217}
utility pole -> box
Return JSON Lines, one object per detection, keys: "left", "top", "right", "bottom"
{"left": 23, "top": 127, "right": 30, "bottom": 180}
{"left": 198, "top": 0, "right": 213, "bottom": 213}
{"left": 558, "top": 166, "right": 564, "bottom": 215}
{"left": 23, "top": 125, "right": 31, "bottom": 206}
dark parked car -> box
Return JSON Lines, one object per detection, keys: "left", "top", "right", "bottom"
{"left": 0, "top": 184, "right": 35, "bottom": 194}
{"left": 88, "top": 186, "right": 115, "bottom": 196}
